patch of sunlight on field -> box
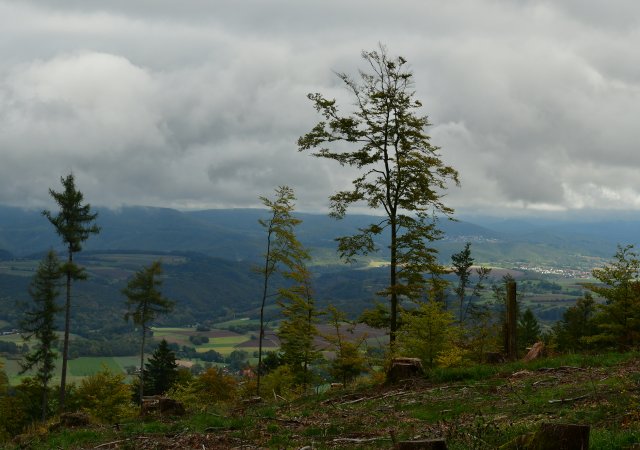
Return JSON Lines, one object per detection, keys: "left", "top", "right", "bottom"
{"left": 152, "top": 327, "right": 194, "bottom": 333}
{"left": 238, "top": 346, "right": 278, "bottom": 354}
{"left": 211, "top": 336, "right": 248, "bottom": 345}
{"left": 214, "top": 318, "right": 259, "bottom": 328}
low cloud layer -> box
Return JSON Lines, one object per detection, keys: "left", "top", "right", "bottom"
{"left": 2, "top": 0, "right": 640, "bottom": 215}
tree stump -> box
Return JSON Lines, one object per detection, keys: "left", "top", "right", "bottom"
{"left": 523, "top": 342, "right": 545, "bottom": 362}
{"left": 394, "top": 438, "right": 447, "bottom": 449}
{"left": 386, "top": 357, "right": 424, "bottom": 384}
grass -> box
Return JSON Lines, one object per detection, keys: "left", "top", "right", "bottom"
{"left": 4, "top": 350, "right": 640, "bottom": 449}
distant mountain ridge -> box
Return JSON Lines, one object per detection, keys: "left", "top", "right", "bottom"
{"left": 0, "top": 204, "right": 634, "bottom": 267}
{"left": 0, "top": 205, "right": 495, "bottom": 261}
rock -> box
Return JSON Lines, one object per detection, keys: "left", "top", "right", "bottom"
{"left": 500, "top": 423, "right": 590, "bottom": 449}
{"left": 386, "top": 357, "right": 424, "bottom": 384}
{"left": 394, "top": 438, "right": 447, "bottom": 449}
{"left": 523, "top": 342, "right": 545, "bottom": 362}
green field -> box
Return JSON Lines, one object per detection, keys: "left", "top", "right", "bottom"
{"left": 0, "top": 354, "right": 149, "bottom": 385}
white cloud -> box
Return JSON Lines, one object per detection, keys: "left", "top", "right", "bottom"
{"left": 1, "top": 0, "right": 640, "bottom": 216}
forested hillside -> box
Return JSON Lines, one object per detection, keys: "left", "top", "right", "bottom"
{"left": 0, "top": 204, "right": 635, "bottom": 335}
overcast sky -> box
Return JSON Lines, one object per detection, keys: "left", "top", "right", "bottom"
{"left": 2, "top": 0, "right": 640, "bottom": 217}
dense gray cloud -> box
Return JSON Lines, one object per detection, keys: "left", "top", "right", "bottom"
{"left": 2, "top": 0, "right": 640, "bottom": 215}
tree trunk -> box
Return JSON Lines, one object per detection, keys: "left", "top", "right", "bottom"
{"left": 42, "top": 381, "right": 48, "bottom": 422}
{"left": 139, "top": 326, "right": 146, "bottom": 414}
{"left": 506, "top": 281, "right": 517, "bottom": 361}
{"left": 257, "top": 230, "right": 272, "bottom": 397}
{"left": 389, "top": 219, "right": 398, "bottom": 348}
{"left": 59, "top": 246, "right": 72, "bottom": 412}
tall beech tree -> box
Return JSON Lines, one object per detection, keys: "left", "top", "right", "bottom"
{"left": 43, "top": 173, "right": 100, "bottom": 411}
{"left": 298, "top": 46, "right": 459, "bottom": 347}
{"left": 19, "top": 250, "right": 62, "bottom": 421}
{"left": 123, "top": 260, "right": 174, "bottom": 407}
{"left": 257, "top": 186, "right": 304, "bottom": 396}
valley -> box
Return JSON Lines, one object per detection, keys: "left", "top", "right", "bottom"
{"left": 0, "top": 205, "right": 634, "bottom": 383}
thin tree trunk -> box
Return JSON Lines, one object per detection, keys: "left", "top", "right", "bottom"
{"left": 139, "top": 326, "right": 146, "bottom": 414}
{"left": 42, "top": 381, "right": 48, "bottom": 422}
{"left": 257, "top": 230, "right": 272, "bottom": 397}
{"left": 59, "top": 246, "right": 72, "bottom": 412}
{"left": 389, "top": 219, "right": 398, "bottom": 348}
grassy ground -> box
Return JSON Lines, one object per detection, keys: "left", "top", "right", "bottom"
{"left": 8, "top": 351, "right": 640, "bottom": 449}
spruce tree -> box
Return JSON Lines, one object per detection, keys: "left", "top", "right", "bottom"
{"left": 554, "top": 293, "right": 597, "bottom": 351}
{"left": 518, "top": 308, "right": 541, "bottom": 351}
{"left": 451, "top": 242, "right": 491, "bottom": 325}
{"left": 587, "top": 245, "right": 640, "bottom": 349}
{"left": 19, "top": 250, "right": 62, "bottom": 421}
{"left": 143, "top": 339, "right": 178, "bottom": 396}
{"left": 123, "top": 260, "right": 174, "bottom": 405}
{"left": 43, "top": 173, "right": 100, "bottom": 411}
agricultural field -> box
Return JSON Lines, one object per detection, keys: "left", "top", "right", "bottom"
{"left": 0, "top": 354, "right": 142, "bottom": 385}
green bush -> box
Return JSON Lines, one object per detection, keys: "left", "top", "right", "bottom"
{"left": 168, "top": 367, "right": 237, "bottom": 412}
{"left": 76, "top": 366, "right": 135, "bottom": 423}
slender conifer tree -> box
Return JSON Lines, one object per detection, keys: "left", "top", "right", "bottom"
{"left": 43, "top": 173, "right": 100, "bottom": 411}
{"left": 19, "top": 250, "right": 62, "bottom": 421}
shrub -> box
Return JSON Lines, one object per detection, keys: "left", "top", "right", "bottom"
{"left": 260, "top": 365, "right": 302, "bottom": 400}
{"left": 168, "top": 367, "right": 237, "bottom": 412}
{"left": 76, "top": 366, "right": 135, "bottom": 423}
